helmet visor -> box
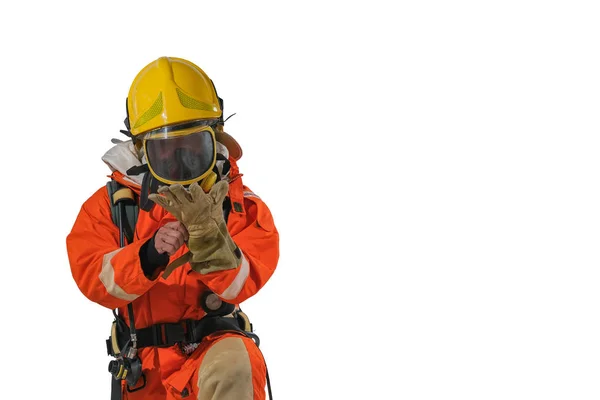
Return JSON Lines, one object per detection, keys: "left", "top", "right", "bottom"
{"left": 144, "top": 128, "right": 216, "bottom": 185}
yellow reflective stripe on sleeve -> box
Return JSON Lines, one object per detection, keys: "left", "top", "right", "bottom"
{"left": 219, "top": 253, "right": 250, "bottom": 300}
{"left": 99, "top": 248, "right": 140, "bottom": 301}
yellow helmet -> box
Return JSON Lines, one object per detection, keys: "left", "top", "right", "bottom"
{"left": 124, "top": 57, "right": 242, "bottom": 187}
{"left": 127, "top": 57, "right": 222, "bottom": 136}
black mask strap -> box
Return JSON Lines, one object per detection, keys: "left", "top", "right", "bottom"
{"left": 139, "top": 172, "right": 159, "bottom": 212}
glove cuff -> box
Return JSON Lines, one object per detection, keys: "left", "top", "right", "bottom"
{"left": 187, "top": 228, "right": 242, "bottom": 275}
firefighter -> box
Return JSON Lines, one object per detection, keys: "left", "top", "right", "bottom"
{"left": 66, "top": 56, "right": 279, "bottom": 399}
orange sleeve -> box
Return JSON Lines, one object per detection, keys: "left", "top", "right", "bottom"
{"left": 197, "top": 188, "right": 279, "bottom": 304}
{"left": 66, "top": 186, "right": 159, "bottom": 310}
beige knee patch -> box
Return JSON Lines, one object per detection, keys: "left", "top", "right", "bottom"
{"left": 197, "top": 337, "right": 253, "bottom": 400}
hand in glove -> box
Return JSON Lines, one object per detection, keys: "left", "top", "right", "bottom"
{"left": 148, "top": 180, "right": 242, "bottom": 278}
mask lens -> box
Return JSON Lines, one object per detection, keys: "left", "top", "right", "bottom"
{"left": 145, "top": 129, "right": 215, "bottom": 183}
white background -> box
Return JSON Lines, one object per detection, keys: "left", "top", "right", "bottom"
{"left": 1, "top": 1, "right": 599, "bottom": 399}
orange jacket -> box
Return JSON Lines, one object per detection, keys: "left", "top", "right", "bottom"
{"left": 66, "top": 154, "right": 278, "bottom": 384}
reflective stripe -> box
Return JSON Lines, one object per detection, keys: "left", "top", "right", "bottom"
{"left": 243, "top": 190, "right": 260, "bottom": 199}
{"left": 219, "top": 253, "right": 250, "bottom": 300}
{"left": 99, "top": 248, "right": 140, "bottom": 301}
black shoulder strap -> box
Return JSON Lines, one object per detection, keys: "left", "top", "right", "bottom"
{"left": 106, "top": 180, "right": 139, "bottom": 244}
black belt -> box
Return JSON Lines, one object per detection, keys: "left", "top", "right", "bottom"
{"left": 107, "top": 315, "right": 245, "bottom": 356}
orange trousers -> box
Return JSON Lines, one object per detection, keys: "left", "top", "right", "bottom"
{"left": 121, "top": 332, "right": 267, "bottom": 400}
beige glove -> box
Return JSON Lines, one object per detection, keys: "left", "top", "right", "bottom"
{"left": 148, "top": 181, "right": 242, "bottom": 278}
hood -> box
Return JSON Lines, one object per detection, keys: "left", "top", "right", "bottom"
{"left": 102, "top": 140, "right": 146, "bottom": 189}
